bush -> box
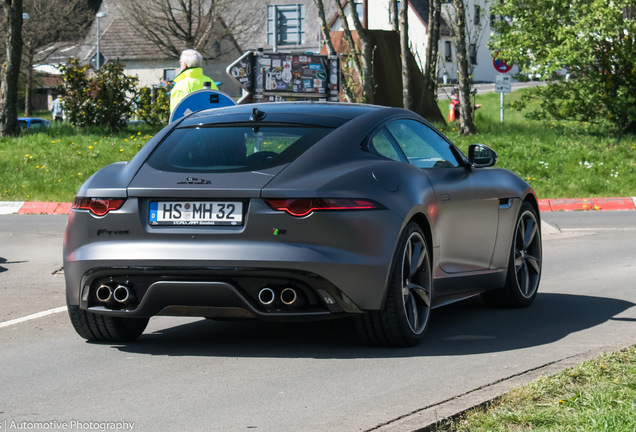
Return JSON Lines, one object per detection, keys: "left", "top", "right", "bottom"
{"left": 490, "top": 0, "right": 636, "bottom": 133}
{"left": 59, "top": 58, "right": 139, "bottom": 131}
{"left": 136, "top": 86, "right": 170, "bottom": 127}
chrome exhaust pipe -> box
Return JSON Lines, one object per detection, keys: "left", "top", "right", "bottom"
{"left": 96, "top": 285, "right": 113, "bottom": 302}
{"left": 113, "top": 285, "right": 131, "bottom": 303}
{"left": 280, "top": 288, "right": 297, "bottom": 305}
{"left": 258, "top": 287, "right": 276, "bottom": 305}
{"left": 281, "top": 287, "right": 306, "bottom": 308}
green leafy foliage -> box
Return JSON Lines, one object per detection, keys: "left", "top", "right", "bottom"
{"left": 136, "top": 86, "right": 170, "bottom": 127}
{"left": 59, "top": 58, "right": 139, "bottom": 131}
{"left": 489, "top": 0, "right": 636, "bottom": 132}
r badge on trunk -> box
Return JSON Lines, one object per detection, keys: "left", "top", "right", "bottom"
{"left": 177, "top": 177, "right": 211, "bottom": 185}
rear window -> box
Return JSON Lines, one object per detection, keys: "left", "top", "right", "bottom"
{"left": 147, "top": 125, "right": 334, "bottom": 173}
{"left": 18, "top": 120, "right": 27, "bottom": 129}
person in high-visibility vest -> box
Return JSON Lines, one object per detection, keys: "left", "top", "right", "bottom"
{"left": 169, "top": 49, "right": 218, "bottom": 112}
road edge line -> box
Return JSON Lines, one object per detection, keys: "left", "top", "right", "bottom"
{"left": 370, "top": 337, "right": 636, "bottom": 432}
{"left": 0, "top": 306, "right": 67, "bottom": 329}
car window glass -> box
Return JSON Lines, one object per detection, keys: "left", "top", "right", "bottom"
{"left": 368, "top": 128, "right": 403, "bottom": 162}
{"left": 147, "top": 125, "right": 334, "bottom": 173}
{"left": 18, "top": 120, "right": 27, "bottom": 129}
{"left": 31, "top": 121, "right": 43, "bottom": 129}
{"left": 386, "top": 119, "right": 459, "bottom": 168}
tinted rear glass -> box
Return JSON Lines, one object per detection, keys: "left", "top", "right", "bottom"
{"left": 147, "top": 125, "right": 334, "bottom": 173}
{"left": 18, "top": 120, "right": 27, "bottom": 128}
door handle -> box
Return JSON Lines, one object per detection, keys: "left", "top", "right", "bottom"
{"left": 440, "top": 193, "right": 450, "bottom": 201}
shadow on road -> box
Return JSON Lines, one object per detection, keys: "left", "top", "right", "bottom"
{"left": 0, "top": 257, "right": 28, "bottom": 273}
{"left": 113, "top": 293, "right": 635, "bottom": 358}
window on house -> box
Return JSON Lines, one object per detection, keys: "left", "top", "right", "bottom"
{"left": 164, "top": 69, "right": 176, "bottom": 81}
{"left": 445, "top": 41, "right": 452, "bottom": 62}
{"left": 267, "top": 4, "right": 305, "bottom": 47}
{"left": 469, "top": 44, "right": 477, "bottom": 65}
{"left": 474, "top": 5, "right": 481, "bottom": 25}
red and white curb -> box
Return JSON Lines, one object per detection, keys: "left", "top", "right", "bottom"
{"left": 1, "top": 198, "right": 636, "bottom": 215}
{"left": 538, "top": 197, "right": 636, "bottom": 212}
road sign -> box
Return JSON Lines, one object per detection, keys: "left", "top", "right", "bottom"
{"left": 495, "top": 74, "right": 511, "bottom": 84}
{"left": 493, "top": 54, "right": 513, "bottom": 73}
{"left": 169, "top": 89, "right": 237, "bottom": 123}
{"left": 90, "top": 52, "right": 107, "bottom": 69}
{"left": 495, "top": 84, "right": 511, "bottom": 93}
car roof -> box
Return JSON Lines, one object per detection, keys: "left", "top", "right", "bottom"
{"left": 178, "top": 102, "right": 385, "bottom": 128}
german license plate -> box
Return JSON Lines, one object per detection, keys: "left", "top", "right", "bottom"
{"left": 149, "top": 201, "right": 243, "bottom": 226}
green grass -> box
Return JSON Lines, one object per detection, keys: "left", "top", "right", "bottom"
{"left": 438, "top": 89, "right": 636, "bottom": 198}
{"left": 434, "top": 345, "right": 636, "bottom": 432}
{"left": 1, "top": 90, "right": 635, "bottom": 202}
{"left": 0, "top": 123, "right": 162, "bottom": 202}
{"left": 18, "top": 109, "right": 53, "bottom": 120}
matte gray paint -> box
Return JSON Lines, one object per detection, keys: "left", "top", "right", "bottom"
{"left": 64, "top": 103, "right": 535, "bottom": 320}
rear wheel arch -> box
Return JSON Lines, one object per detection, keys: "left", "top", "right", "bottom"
{"left": 523, "top": 192, "right": 541, "bottom": 223}
{"left": 379, "top": 211, "right": 434, "bottom": 311}
{"left": 409, "top": 213, "right": 433, "bottom": 268}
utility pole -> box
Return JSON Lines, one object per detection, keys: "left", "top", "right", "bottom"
{"left": 96, "top": 12, "right": 107, "bottom": 69}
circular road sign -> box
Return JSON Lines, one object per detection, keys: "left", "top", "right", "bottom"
{"left": 169, "top": 89, "right": 236, "bottom": 123}
{"left": 493, "top": 54, "right": 513, "bottom": 73}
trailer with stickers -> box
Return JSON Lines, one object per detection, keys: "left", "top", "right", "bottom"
{"left": 226, "top": 49, "right": 340, "bottom": 104}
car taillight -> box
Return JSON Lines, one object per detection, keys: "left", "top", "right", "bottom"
{"left": 264, "top": 198, "right": 383, "bottom": 217}
{"left": 72, "top": 197, "right": 126, "bottom": 216}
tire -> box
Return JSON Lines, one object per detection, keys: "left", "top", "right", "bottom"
{"left": 356, "top": 222, "right": 432, "bottom": 347}
{"left": 67, "top": 303, "right": 149, "bottom": 342}
{"left": 481, "top": 202, "right": 542, "bottom": 308}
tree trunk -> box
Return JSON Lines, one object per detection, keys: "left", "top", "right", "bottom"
{"left": 423, "top": 0, "right": 441, "bottom": 99}
{"left": 0, "top": 0, "right": 24, "bottom": 137}
{"left": 24, "top": 52, "right": 34, "bottom": 117}
{"left": 453, "top": 0, "right": 476, "bottom": 135}
{"left": 315, "top": 0, "right": 354, "bottom": 102}
{"left": 333, "top": 0, "right": 363, "bottom": 93}
{"left": 346, "top": 0, "right": 374, "bottom": 103}
{"left": 399, "top": 0, "right": 410, "bottom": 110}
{"left": 390, "top": 0, "right": 398, "bottom": 31}
{"left": 314, "top": 0, "right": 335, "bottom": 55}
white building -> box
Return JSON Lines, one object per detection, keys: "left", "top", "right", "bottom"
{"left": 331, "top": 0, "right": 518, "bottom": 83}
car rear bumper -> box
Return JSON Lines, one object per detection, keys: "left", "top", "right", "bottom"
{"left": 70, "top": 266, "right": 365, "bottom": 320}
{"left": 64, "top": 199, "right": 405, "bottom": 316}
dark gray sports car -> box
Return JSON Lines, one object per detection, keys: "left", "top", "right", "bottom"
{"left": 64, "top": 102, "right": 542, "bottom": 347}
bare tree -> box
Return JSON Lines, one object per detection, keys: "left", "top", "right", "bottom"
{"left": 332, "top": 0, "right": 373, "bottom": 103}
{"left": 314, "top": 0, "right": 356, "bottom": 102}
{"left": 399, "top": 0, "right": 410, "bottom": 109}
{"left": 423, "top": 0, "right": 441, "bottom": 99}
{"left": 21, "top": 0, "right": 92, "bottom": 116}
{"left": 314, "top": 0, "right": 335, "bottom": 55}
{"left": 0, "top": 0, "right": 23, "bottom": 137}
{"left": 453, "top": 0, "right": 475, "bottom": 134}
{"left": 120, "top": 0, "right": 257, "bottom": 59}
{"left": 389, "top": 0, "right": 398, "bottom": 31}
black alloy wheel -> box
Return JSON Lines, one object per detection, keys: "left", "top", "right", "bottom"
{"left": 357, "top": 222, "right": 432, "bottom": 347}
{"left": 482, "top": 202, "right": 542, "bottom": 308}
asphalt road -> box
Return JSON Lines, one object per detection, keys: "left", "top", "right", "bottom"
{"left": 1, "top": 211, "right": 635, "bottom": 431}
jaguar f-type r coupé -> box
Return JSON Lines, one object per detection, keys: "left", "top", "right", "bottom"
{"left": 64, "top": 103, "right": 542, "bottom": 347}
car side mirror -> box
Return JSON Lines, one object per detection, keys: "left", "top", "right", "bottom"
{"left": 468, "top": 144, "right": 497, "bottom": 168}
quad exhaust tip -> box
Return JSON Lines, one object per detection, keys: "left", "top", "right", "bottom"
{"left": 280, "top": 288, "right": 297, "bottom": 306}
{"left": 258, "top": 287, "right": 276, "bottom": 305}
{"left": 96, "top": 285, "right": 113, "bottom": 302}
{"left": 113, "top": 285, "right": 131, "bottom": 303}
